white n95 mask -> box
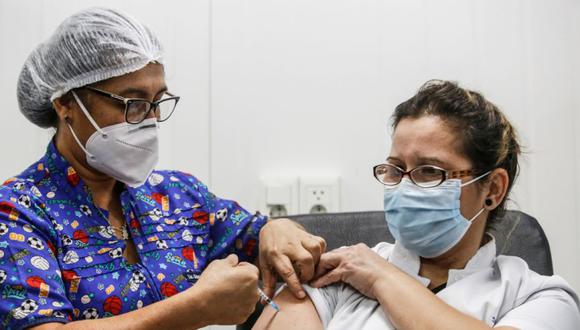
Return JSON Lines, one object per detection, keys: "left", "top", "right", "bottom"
{"left": 67, "top": 91, "right": 159, "bottom": 187}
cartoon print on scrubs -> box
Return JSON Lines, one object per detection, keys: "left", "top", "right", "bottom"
{"left": 0, "top": 141, "right": 267, "bottom": 329}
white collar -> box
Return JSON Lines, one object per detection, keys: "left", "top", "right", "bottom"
{"left": 387, "top": 235, "right": 497, "bottom": 287}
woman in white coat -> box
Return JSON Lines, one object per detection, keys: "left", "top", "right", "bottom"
{"left": 254, "top": 80, "right": 580, "bottom": 330}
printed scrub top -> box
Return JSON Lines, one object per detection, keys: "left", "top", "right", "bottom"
{"left": 0, "top": 141, "right": 268, "bottom": 329}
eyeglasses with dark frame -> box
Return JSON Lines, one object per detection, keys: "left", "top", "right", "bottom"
{"left": 83, "top": 86, "right": 180, "bottom": 124}
{"left": 373, "top": 163, "right": 475, "bottom": 188}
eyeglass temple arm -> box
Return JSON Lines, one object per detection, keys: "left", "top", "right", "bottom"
{"left": 447, "top": 170, "right": 474, "bottom": 179}
{"left": 85, "top": 87, "right": 126, "bottom": 102}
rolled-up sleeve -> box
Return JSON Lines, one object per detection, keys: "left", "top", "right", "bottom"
{"left": 301, "top": 284, "right": 342, "bottom": 328}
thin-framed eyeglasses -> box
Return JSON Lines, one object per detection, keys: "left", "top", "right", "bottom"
{"left": 83, "top": 86, "right": 180, "bottom": 124}
{"left": 373, "top": 163, "right": 476, "bottom": 188}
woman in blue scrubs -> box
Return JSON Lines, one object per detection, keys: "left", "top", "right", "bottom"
{"left": 0, "top": 7, "right": 325, "bottom": 330}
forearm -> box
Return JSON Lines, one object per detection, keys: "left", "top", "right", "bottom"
{"left": 374, "top": 265, "right": 492, "bottom": 330}
{"left": 35, "top": 288, "right": 209, "bottom": 330}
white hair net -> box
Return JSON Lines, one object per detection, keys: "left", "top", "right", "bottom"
{"left": 17, "top": 7, "right": 164, "bottom": 128}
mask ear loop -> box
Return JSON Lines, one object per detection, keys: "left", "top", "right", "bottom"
{"left": 463, "top": 171, "right": 493, "bottom": 222}
{"left": 66, "top": 121, "right": 93, "bottom": 158}
{"left": 460, "top": 170, "right": 492, "bottom": 187}
{"left": 67, "top": 91, "right": 103, "bottom": 160}
{"left": 469, "top": 207, "right": 486, "bottom": 222}
{"left": 71, "top": 91, "right": 107, "bottom": 137}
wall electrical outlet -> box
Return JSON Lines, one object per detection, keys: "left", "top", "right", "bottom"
{"left": 260, "top": 177, "right": 299, "bottom": 218}
{"left": 299, "top": 177, "right": 340, "bottom": 214}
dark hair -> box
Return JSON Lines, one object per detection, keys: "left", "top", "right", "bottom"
{"left": 392, "top": 80, "right": 521, "bottom": 229}
{"left": 52, "top": 89, "right": 90, "bottom": 129}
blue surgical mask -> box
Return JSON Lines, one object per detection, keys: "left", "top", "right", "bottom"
{"left": 383, "top": 172, "right": 490, "bottom": 258}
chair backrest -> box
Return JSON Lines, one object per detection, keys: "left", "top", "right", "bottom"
{"left": 237, "top": 209, "right": 553, "bottom": 330}
{"left": 289, "top": 209, "right": 553, "bottom": 275}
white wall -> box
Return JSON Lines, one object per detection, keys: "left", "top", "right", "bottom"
{"left": 1, "top": 0, "right": 578, "bottom": 312}
{"left": 209, "top": 0, "right": 580, "bottom": 293}
{"left": 575, "top": 1, "right": 580, "bottom": 299}
{"left": 0, "top": 0, "right": 212, "bottom": 183}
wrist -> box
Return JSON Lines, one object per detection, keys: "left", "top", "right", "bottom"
{"left": 370, "top": 276, "right": 389, "bottom": 299}
{"left": 130, "top": 286, "right": 211, "bottom": 330}
{"left": 263, "top": 218, "right": 304, "bottom": 231}
{"left": 370, "top": 263, "right": 396, "bottom": 300}
{"left": 179, "top": 284, "right": 214, "bottom": 328}
{"left": 165, "top": 285, "right": 216, "bottom": 329}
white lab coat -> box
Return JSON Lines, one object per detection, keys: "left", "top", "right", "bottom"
{"left": 302, "top": 238, "right": 580, "bottom": 329}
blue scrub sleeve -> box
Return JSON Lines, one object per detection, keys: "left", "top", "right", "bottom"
{"left": 171, "top": 172, "right": 268, "bottom": 263}
{"left": 0, "top": 189, "right": 74, "bottom": 329}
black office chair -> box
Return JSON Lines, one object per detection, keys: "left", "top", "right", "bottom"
{"left": 238, "top": 210, "right": 553, "bottom": 329}
{"left": 289, "top": 210, "right": 553, "bottom": 275}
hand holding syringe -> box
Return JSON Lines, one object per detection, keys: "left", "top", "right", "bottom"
{"left": 258, "top": 287, "right": 280, "bottom": 313}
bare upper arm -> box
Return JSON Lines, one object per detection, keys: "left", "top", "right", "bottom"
{"left": 252, "top": 288, "right": 324, "bottom": 330}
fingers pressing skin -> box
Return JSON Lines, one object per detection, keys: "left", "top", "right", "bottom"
{"left": 258, "top": 219, "right": 327, "bottom": 299}
{"left": 312, "top": 249, "right": 343, "bottom": 280}
{"left": 271, "top": 253, "right": 305, "bottom": 298}
{"left": 299, "top": 235, "right": 327, "bottom": 281}
{"left": 311, "top": 243, "right": 390, "bottom": 300}
{"left": 291, "top": 248, "right": 315, "bottom": 282}
{"left": 302, "top": 235, "right": 327, "bottom": 260}
{"left": 310, "top": 269, "right": 343, "bottom": 288}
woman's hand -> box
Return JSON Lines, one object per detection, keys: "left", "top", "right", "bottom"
{"left": 258, "top": 219, "right": 327, "bottom": 299}
{"left": 191, "top": 254, "right": 260, "bottom": 325}
{"left": 309, "top": 243, "right": 391, "bottom": 299}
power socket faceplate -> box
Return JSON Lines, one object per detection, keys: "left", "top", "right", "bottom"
{"left": 299, "top": 177, "right": 340, "bottom": 214}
